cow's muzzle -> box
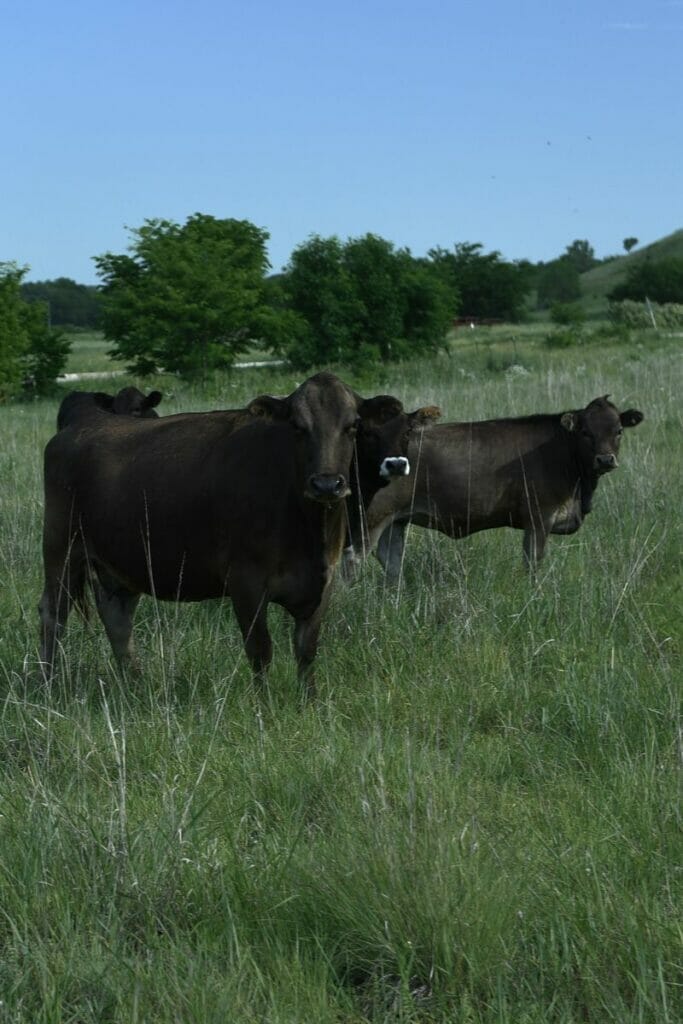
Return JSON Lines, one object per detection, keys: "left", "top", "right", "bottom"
{"left": 379, "top": 456, "right": 411, "bottom": 480}
{"left": 595, "top": 453, "right": 618, "bottom": 473}
{"left": 306, "top": 473, "right": 349, "bottom": 502}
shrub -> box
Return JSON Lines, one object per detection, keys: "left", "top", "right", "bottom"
{"left": 550, "top": 302, "right": 585, "bottom": 326}
{"left": 609, "top": 300, "right": 683, "bottom": 329}
{"left": 544, "top": 326, "right": 584, "bottom": 349}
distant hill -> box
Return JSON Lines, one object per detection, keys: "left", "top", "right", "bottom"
{"left": 579, "top": 228, "right": 683, "bottom": 318}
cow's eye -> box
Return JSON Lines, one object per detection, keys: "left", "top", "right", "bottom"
{"left": 616, "top": 427, "right": 623, "bottom": 437}
{"left": 581, "top": 430, "right": 592, "bottom": 440}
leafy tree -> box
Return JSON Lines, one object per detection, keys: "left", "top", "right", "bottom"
{"left": 563, "top": 239, "right": 597, "bottom": 274}
{"left": 609, "top": 258, "right": 683, "bottom": 304}
{"left": 428, "top": 243, "right": 532, "bottom": 321}
{"left": 277, "top": 235, "right": 359, "bottom": 368}
{"left": 0, "top": 264, "right": 27, "bottom": 400}
{"left": 0, "top": 262, "right": 70, "bottom": 400}
{"left": 623, "top": 237, "right": 639, "bottom": 255}
{"left": 21, "top": 300, "right": 72, "bottom": 393}
{"left": 536, "top": 258, "right": 581, "bottom": 308}
{"left": 279, "top": 234, "right": 455, "bottom": 370}
{"left": 21, "top": 277, "right": 102, "bottom": 327}
{"left": 94, "top": 214, "right": 279, "bottom": 377}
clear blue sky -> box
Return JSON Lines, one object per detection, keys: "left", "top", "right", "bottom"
{"left": 3, "top": 0, "right": 681, "bottom": 284}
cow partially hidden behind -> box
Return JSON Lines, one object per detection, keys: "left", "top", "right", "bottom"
{"left": 347, "top": 395, "right": 644, "bottom": 580}
{"left": 39, "top": 372, "right": 427, "bottom": 695}
{"left": 57, "top": 386, "right": 163, "bottom": 429}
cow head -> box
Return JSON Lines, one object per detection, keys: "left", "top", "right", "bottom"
{"left": 356, "top": 402, "right": 441, "bottom": 489}
{"left": 110, "top": 386, "right": 163, "bottom": 418}
{"left": 248, "top": 372, "right": 406, "bottom": 505}
{"left": 57, "top": 387, "right": 164, "bottom": 430}
{"left": 561, "top": 395, "right": 644, "bottom": 474}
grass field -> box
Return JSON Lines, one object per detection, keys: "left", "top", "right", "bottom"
{"left": 0, "top": 329, "right": 680, "bottom": 1022}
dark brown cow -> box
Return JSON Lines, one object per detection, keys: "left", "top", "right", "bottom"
{"left": 39, "top": 372, "right": 422, "bottom": 694}
{"left": 57, "top": 386, "right": 163, "bottom": 429}
{"left": 347, "top": 396, "right": 644, "bottom": 580}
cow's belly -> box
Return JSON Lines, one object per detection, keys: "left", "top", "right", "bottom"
{"left": 92, "top": 544, "right": 232, "bottom": 601}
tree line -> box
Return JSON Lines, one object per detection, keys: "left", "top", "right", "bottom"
{"left": 2, "top": 215, "right": 681, "bottom": 395}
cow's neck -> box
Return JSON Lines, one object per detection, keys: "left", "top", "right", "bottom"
{"left": 566, "top": 430, "right": 599, "bottom": 517}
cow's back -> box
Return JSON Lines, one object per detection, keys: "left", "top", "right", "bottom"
{"left": 365, "top": 417, "right": 577, "bottom": 538}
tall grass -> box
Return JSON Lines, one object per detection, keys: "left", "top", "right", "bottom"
{"left": 0, "top": 334, "right": 680, "bottom": 1022}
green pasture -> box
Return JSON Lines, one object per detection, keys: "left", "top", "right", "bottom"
{"left": 0, "top": 331, "right": 680, "bottom": 1022}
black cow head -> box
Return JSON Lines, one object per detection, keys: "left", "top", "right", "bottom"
{"left": 248, "top": 372, "right": 407, "bottom": 505}
{"left": 57, "top": 387, "right": 164, "bottom": 430}
{"left": 561, "top": 395, "right": 644, "bottom": 474}
{"left": 109, "top": 387, "right": 163, "bottom": 418}
{"left": 356, "top": 402, "right": 441, "bottom": 489}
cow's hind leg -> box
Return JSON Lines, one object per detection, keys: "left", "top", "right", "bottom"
{"left": 375, "top": 521, "right": 406, "bottom": 584}
{"left": 94, "top": 579, "right": 141, "bottom": 673}
{"left": 39, "top": 539, "right": 87, "bottom": 680}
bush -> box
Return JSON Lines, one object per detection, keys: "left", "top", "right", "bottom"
{"left": 544, "top": 326, "right": 584, "bottom": 349}
{"left": 550, "top": 302, "right": 585, "bottom": 326}
{"left": 609, "top": 257, "right": 683, "bottom": 304}
{"left": 609, "top": 300, "right": 683, "bottom": 329}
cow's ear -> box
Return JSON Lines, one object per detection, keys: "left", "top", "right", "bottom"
{"left": 248, "top": 394, "right": 290, "bottom": 420}
{"left": 620, "top": 408, "right": 643, "bottom": 428}
{"left": 359, "top": 395, "right": 404, "bottom": 424}
{"left": 561, "top": 412, "right": 577, "bottom": 432}
{"left": 410, "top": 405, "right": 441, "bottom": 426}
{"left": 144, "top": 390, "right": 163, "bottom": 410}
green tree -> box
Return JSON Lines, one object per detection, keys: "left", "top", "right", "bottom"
{"left": 21, "top": 277, "right": 102, "bottom": 327}
{"left": 428, "top": 243, "right": 531, "bottom": 321}
{"left": 94, "top": 214, "right": 278, "bottom": 377}
{"left": 622, "top": 237, "right": 639, "bottom": 255}
{"left": 0, "top": 262, "right": 70, "bottom": 400}
{"left": 563, "top": 239, "right": 597, "bottom": 274}
{"left": 21, "top": 300, "right": 72, "bottom": 393}
{"left": 536, "top": 258, "right": 581, "bottom": 308}
{"left": 610, "top": 257, "right": 683, "bottom": 304}
{"left": 279, "top": 234, "right": 455, "bottom": 370}
{"left": 278, "top": 235, "right": 359, "bottom": 368}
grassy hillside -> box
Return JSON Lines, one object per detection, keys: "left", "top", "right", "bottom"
{"left": 0, "top": 332, "right": 680, "bottom": 1022}
{"left": 580, "top": 227, "right": 683, "bottom": 318}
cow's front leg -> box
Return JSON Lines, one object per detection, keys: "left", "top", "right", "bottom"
{"left": 231, "top": 582, "right": 272, "bottom": 686}
{"left": 292, "top": 605, "right": 324, "bottom": 700}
